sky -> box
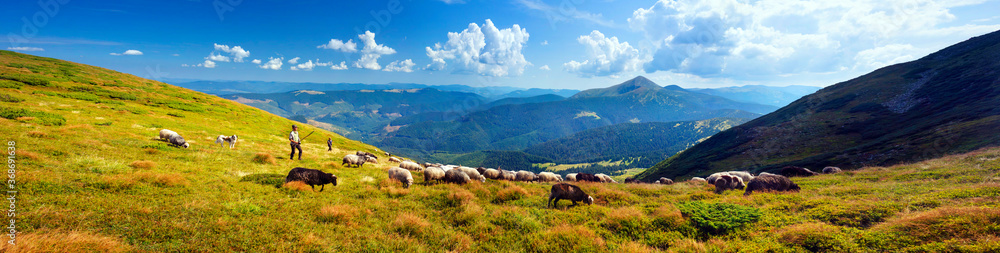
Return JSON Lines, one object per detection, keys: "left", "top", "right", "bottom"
{"left": 3, "top": 0, "right": 1000, "bottom": 90}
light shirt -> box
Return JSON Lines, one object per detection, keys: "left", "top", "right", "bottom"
{"left": 289, "top": 130, "right": 299, "bottom": 143}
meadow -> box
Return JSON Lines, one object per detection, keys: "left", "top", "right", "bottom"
{"left": 2, "top": 50, "right": 1000, "bottom": 252}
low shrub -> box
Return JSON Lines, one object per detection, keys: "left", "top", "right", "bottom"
{"left": 0, "top": 93, "right": 24, "bottom": 102}
{"left": 529, "top": 225, "right": 606, "bottom": 253}
{"left": 0, "top": 107, "right": 66, "bottom": 126}
{"left": 252, "top": 153, "right": 276, "bottom": 165}
{"left": 678, "top": 201, "right": 762, "bottom": 235}
{"left": 493, "top": 186, "right": 528, "bottom": 204}
{"left": 0, "top": 80, "right": 23, "bottom": 89}
{"left": 779, "top": 223, "right": 855, "bottom": 252}
{"left": 808, "top": 201, "right": 900, "bottom": 228}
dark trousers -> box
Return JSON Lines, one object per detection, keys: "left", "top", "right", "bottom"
{"left": 328, "top": 143, "right": 332, "bottom": 151}
{"left": 290, "top": 142, "right": 302, "bottom": 160}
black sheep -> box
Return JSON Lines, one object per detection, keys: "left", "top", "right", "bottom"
{"left": 356, "top": 151, "right": 378, "bottom": 159}
{"left": 781, "top": 166, "right": 819, "bottom": 177}
{"left": 744, "top": 173, "right": 800, "bottom": 196}
{"left": 285, "top": 167, "right": 338, "bottom": 192}
{"left": 576, "top": 173, "right": 601, "bottom": 182}
{"left": 548, "top": 183, "right": 594, "bottom": 208}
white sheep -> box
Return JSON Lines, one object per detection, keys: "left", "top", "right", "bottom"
{"left": 423, "top": 167, "right": 445, "bottom": 183}
{"left": 515, "top": 170, "right": 537, "bottom": 182}
{"left": 725, "top": 171, "right": 755, "bottom": 183}
{"left": 537, "top": 172, "right": 563, "bottom": 183}
{"left": 595, "top": 173, "right": 617, "bottom": 183}
{"left": 444, "top": 169, "right": 470, "bottom": 184}
{"left": 500, "top": 170, "right": 516, "bottom": 181}
{"left": 388, "top": 157, "right": 402, "bottom": 163}
{"left": 388, "top": 167, "right": 413, "bottom": 188}
{"left": 399, "top": 161, "right": 423, "bottom": 171}
{"left": 483, "top": 168, "right": 501, "bottom": 179}
{"left": 566, "top": 173, "right": 578, "bottom": 182}
{"left": 159, "top": 129, "right": 189, "bottom": 148}
{"left": 458, "top": 166, "right": 486, "bottom": 182}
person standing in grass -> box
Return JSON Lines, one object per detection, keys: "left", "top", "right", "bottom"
{"left": 289, "top": 125, "right": 302, "bottom": 160}
{"left": 327, "top": 137, "right": 333, "bottom": 151}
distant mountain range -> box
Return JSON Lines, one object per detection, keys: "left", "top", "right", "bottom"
{"left": 378, "top": 76, "right": 773, "bottom": 155}
{"left": 639, "top": 29, "right": 1000, "bottom": 180}
{"left": 170, "top": 80, "right": 579, "bottom": 100}
{"left": 688, "top": 85, "right": 820, "bottom": 107}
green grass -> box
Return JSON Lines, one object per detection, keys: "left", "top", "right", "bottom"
{"left": 3, "top": 50, "right": 1000, "bottom": 252}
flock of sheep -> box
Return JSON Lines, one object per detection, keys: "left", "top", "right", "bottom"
{"left": 156, "top": 128, "right": 839, "bottom": 208}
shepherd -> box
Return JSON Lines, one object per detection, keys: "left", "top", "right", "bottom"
{"left": 289, "top": 125, "right": 302, "bottom": 160}
{"left": 327, "top": 137, "right": 333, "bottom": 151}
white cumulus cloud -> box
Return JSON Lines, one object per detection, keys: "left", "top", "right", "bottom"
{"left": 563, "top": 30, "right": 643, "bottom": 77}
{"left": 540, "top": 65, "right": 550, "bottom": 70}
{"left": 627, "top": 0, "right": 989, "bottom": 78}
{"left": 213, "top": 44, "right": 250, "bottom": 62}
{"left": 354, "top": 31, "right": 397, "bottom": 70}
{"left": 425, "top": 19, "right": 531, "bottom": 77}
{"left": 384, "top": 59, "right": 416, "bottom": 72}
{"left": 206, "top": 53, "right": 230, "bottom": 62}
{"left": 199, "top": 60, "right": 216, "bottom": 68}
{"left": 330, "top": 61, "right": 349, "bottom": 70}
{"left": 317, "top": 39, "right": 358, "bottom": 53}
{"left": 290, "top": 59, "right": 316, "bottom": 71}
{"left": 111, "top": 49, "right": 143, "bottom": 56}
{"left": 288, "top": 57, "right": 300, "bottom": 64}
{"left": 251, "top": 59, "right": 262, "bottom": 64}
{"left": 259, "top": 57, "right": 283, "bottom": 70}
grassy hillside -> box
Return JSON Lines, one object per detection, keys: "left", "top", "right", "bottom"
{"left": 640, "top": 30, "right": 1000, "bottom": 181}
{"left": 6, "top": 51, "right": 1000, "bottom": 252}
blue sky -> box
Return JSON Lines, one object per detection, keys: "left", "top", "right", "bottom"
{"left": 3, "top": 0, "right": 1000, "bottom": 90}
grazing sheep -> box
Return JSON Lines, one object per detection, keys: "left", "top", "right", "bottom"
{"left": 537, "top": 172, "right": 562, "bottom": 183}
{"left": 781, "top": 166, "right": 819, "bottom": 177}
{"left": 388, "top": 167, "right": 414, "bottom": 188}
{"left": 444, "top": 169, "right": 470, "bottom": 184}
{"left": 566, "top": 173, "right": 578, "bottom": 182}
{"left": 689, "top": 177, "right": 708, "bottom": 184}
{"left": 285, "top": 167, "right": 338, "bottom": 192}
{"left": 516, "top": 170, "right": 538, "bottom": 182}
{"left": 423, "top": 167, "right": 445, "bottom": 183}
{"left": 366, "top": 156, "right": 378, "bottom": 164}
{"left": 706, "top": 172, "right": 730, "bottom": 185}
{"left": 624, "top": 177, "right": 641, "bottom": 184}
{"left": 713, "top": 175, "right": 746, "bottom": 194}
{"left": 388, "top": 157, "right": 402, "bottom": 163}
{"left": 657, "top": 177, "right": 674, "bottom": 185}
{"left": 744, "top": 173, "right": 800, "bottom": 196}
{"left": 215, "top": 135, "right": 238, "bottom": 148}
{"left": 440, "top": 165, "right": 456, "bottom": 173}
{"left": 342, "top": 154, "right": 366, "bottom": 168}
{"left": 159, "top": 129, "right": 190, "bottom": 148}
{"left": 356, "top": 151, "right": 378, "bottom": 159}
{"left": 595, "top": 173, "right": 617, "bottom": 183}
{"left": 576, "top": 173, "right": 600, "bottom": 182}
{"left": 399, "top": 161, "right": 424, "bottom": 171}
{"left": 822, "top": 166, "right": 842, "bottom": 174}
{"left": 159, "top": 129, "right": 178, "bottom": 140}
{"left": 500, "top": 170, "right": 517, "bottom": 181}
{"left": 548, "top": 183, "right": 594, "bottom": 208}
{"left": 725, "top": 171, "right": 755, "bottom": 183}
{"left": 483, "top": 169, "right": 501, "bottom": 180}
{"left": 458, "top": 166, "right": 486, "bottom": 182}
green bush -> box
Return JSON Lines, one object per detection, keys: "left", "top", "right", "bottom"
{"left": 31, "top": 90, "right": 56, "bottom": 96}
{"left": 807, "top": 202, "right": 900, "bottom": 228}
{"left": 0, "top": 107, "right": 66, "bottom": 126}
{"left": 0, "top": 80, "right": 23, "bottom": 89}
{"left": 0, "top": 72, "right": 51, "bottom": 86}
{"left": 678, "top": 201, "right": 762, "bottom": 235}
{"left": 0, "top": 94, "right": 24, "bottom": 103}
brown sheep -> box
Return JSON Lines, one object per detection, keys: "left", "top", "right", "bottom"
{"left": 822, "top": 166, "right": 842, "bottom": 174}
{"left": 744, "top": 173, "right": 800, "bottom": 196}
{"left": 781, "top": 166, "right": 819, "bottom": 177}
{"left": 575, "top": 173, "right": 600, "bottom": 182}
{"left": 657, "top": 177, "right": 674, "bottom": 185}
{"left": 547, "top": 183, "right": 594, "bottom": 208}
{"left": 713, "top": 175, "right": 745, "bottom": 194}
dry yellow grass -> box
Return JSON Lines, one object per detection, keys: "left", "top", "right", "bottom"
{"left": 252, "top": 152, "right": 276, "bottom": 165}
{"left": 0, "top": 229, "right": 131, "bottom": 253}
{"left": 282, "top": 181, "right": 312, "bottom": 191}
{"left": 128, "top": 160, "right": 156, "bottom": 169}
{"left": 393, "top": 213, "right": 431, "bottom": 237}
{"left": 315, "top": 204, "right": 355, "bottom": 224}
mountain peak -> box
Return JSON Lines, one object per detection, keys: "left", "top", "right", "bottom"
{"left": 571, "top": 76, "right": 665, "bottom": 99}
